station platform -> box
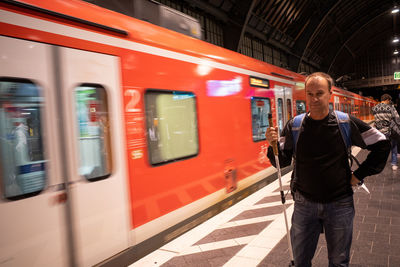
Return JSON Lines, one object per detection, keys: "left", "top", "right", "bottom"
{"left": 130, "top": 148, "right": 400, "bottom": 267}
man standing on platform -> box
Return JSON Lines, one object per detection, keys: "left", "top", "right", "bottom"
{"left": 265, "top": 72, "right": 390, "bottom": 267}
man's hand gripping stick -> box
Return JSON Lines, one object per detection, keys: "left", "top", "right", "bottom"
{"left": 267, "top": 114, "right": 278, "bottom": 156}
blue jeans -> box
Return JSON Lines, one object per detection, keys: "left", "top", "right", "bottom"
{"left": 290, "top": 191, "right": 355, "bottom": 267}
{"left": 390, "top": 139, "right": 398, "bottom": 166}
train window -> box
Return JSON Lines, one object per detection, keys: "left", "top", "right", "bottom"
{"left": 75, "top": 85, "right": 112, "bottom": 181}
{"left": 329, "top": 103, "right": 333, "bottom": 112}
{"left": 286, "top": 99, "right": 292, "bottom": 120}
{"left": 344, "top": 104, "right": 348, "bottom": 113}
{"left": 296, "top": 100, "right": 306, "bottom": 115}
{"left": 145, "top": 90, "right": 199, "bottom": 165}
{"left": 0, "top": 78, "right": 46, "bottom": 200}
{"left": 335, "top": 103, "right": 339, "bottom": 110}
{"left": 251, "top": 97, "right": 271, "bottom": 142}
{"left": 341, "top": 104, "right": 344, "bottom": 112}
{"left": 277, "top": 98, "right": 284, "bottom": 133}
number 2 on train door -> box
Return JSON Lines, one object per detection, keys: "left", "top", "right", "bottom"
{"left": 125, "top": 89, "right": 141, "bottom": 112}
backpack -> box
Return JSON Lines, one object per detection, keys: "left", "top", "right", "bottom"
{"left": 291, "top": 111, "right": 359, "bottom": 167}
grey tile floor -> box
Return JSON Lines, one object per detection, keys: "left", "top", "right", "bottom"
{"left": 131, "top": 150, "right": 400, "bottom": 267}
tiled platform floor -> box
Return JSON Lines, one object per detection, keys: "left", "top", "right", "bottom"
{"left": 130, "top": 149, "right": 400, "bottom": 267}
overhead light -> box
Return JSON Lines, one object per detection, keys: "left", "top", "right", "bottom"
{"left": 392, "top": 5, "right": 400, "bottom": 13}
{"left": 393, "top": 36, "right": 400, "bottom": 43}
{"left": 395, "top": 49, "right": 399, "bottom": 55}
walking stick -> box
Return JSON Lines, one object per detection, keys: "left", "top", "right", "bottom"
{"left": 267, "top": 114, "right": 295, "bottom": 267}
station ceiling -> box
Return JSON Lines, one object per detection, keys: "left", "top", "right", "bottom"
{"left": 181, "top": 0, "right": 398, "bottom": 77}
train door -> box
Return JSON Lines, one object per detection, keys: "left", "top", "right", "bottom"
{"left": 274, "top": 85, "right": 293, "bottom": 133}
{"left": 0, "top": 37, "right": 69, "bottom": 266}
{"left": 334, "top": 96, "right": 340, "bottom": 111}
{"left": 58, "top": 47, "right": 130, "bottom": 266}
{"left": 0, "top": 35, "right": 130, "bottom": 267}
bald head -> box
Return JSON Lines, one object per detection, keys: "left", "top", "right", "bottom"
{"left": 305, "top": 72, "right": 333, "bottom": 120}
{"left": 305, "top": 72, "right": 333, "bottom": 92}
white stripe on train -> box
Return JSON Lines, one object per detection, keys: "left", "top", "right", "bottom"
{"left": 0, "top": 9, "right": 297, "bottom": 86}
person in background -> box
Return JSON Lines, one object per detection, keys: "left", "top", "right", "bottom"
{"left": 266, "top": 72, "right": 390, "bottom": 267}
{"left": 372, "top": 94, "right": 400, "bottom": 170}
{"left": 397, "top": 95, "right": 400, "bottom": 154}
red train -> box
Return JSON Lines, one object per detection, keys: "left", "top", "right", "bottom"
{"left": 0, "top": 0, "right": 377, "bottom": 266}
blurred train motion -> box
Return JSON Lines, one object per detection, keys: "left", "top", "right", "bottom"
{"left": 0, "top": 0, "right": 378, "bottom": 266}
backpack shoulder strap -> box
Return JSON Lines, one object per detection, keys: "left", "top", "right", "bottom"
{"left": 334, "top": 110, "right": 351, "bottom": 149}
{"left": 292, "top": 113, "right": 306, "bottom": 154}
{"left": 333, "top": 110, "right": 361, "bottom": 167}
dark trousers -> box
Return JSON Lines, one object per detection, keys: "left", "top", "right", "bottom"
{"left": 290, "top": 191, "right": 355, "bottom": 267}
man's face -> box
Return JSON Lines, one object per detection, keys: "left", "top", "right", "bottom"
{"left": 306, "top": 76, "right": 332, "bottom": 115}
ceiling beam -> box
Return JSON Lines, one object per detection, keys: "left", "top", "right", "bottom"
{"left": 236, "top": 0, "right": 258, "bottom": 52}
{"left": 296, "top": 0, "right": 344, "bottom": 72}
{"left": 327, "top": 10, "right": 389, "bottom": 73}
{"left": 344, "top": 44, "right": 356, "bottom": 58}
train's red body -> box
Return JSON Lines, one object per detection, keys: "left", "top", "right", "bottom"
{"left": 0, "top": 1, "right": 377, "bottom": 266}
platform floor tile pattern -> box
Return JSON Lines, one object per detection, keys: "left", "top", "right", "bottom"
{"left": 130, "top": 149, "right": 400, "bottom": 267}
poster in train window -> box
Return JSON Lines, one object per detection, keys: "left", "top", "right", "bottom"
{"left": 296, "top": 100, "right": 306, "bottom": 115}
{"left": 75, "top": 85, "right": 112, "bottom": 181}
{"left": 251, "top": 97, "right": 271, "bottom": 142}
{"left": 144, "top": 90, "right": 199, "bottom": 165}
{"left": 286, "top": 99, "right": 292, "bottom": 120}
{"left": 0, "top": 78, "right": 46, "bottom": 199}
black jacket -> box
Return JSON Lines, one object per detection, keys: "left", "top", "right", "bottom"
{"left": 267, "top": 112, "right": 390, "bottom": 202}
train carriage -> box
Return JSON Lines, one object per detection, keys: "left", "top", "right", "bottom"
{"left": 330, "top": 87, "right": 376, "bottom": 121}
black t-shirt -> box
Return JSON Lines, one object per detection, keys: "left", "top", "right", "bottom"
{"left": 294, "top": 113, "right": 352, "bottom": 202}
